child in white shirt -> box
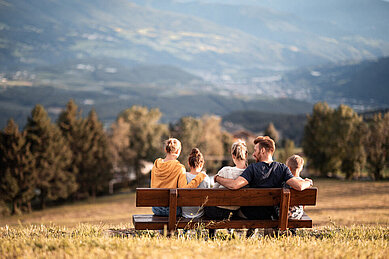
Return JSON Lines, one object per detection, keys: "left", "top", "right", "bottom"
{"left": 182, "top": 148, "right": 211, "bottom": 218}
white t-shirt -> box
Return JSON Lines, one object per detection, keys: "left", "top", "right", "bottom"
{"left": 182, "top": 172, "right": 211, "bottom": 218}
{"left": 214, "top": 166, "right": 245, "bottom": 210}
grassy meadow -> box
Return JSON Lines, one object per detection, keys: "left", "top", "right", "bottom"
{"left": 1, "top": 179, "right": 388, "bottom": 258}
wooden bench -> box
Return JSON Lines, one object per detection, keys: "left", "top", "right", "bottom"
{"left": 132, "top": 187, "right": 318, "bottom": 233}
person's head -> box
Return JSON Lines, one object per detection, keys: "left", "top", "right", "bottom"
{"left": 231, "top": 140, "right": 248, "bottom": 165}
{"left": 286, "top": 155, "right": 304, "bottom": 177}
{"left": 253, "top": 136, "right": 275, "bottom": 162}
{"left": 188, "top": 148, "right": 204, "bottom": 170}
{"left": 165, "top": 138, "right": 181, "bottom": 158}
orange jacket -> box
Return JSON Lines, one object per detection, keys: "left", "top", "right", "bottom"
{"left": 150, "top": 158, "right": 205, "bottom": 188}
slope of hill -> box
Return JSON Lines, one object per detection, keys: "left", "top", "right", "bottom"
{"left": 280, "top": 57, "right": 389, "bottom": 108}
{"left": 0, "top": 83, "right": 313, "bottom": 129}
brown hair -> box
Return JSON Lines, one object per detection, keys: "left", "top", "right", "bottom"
{"left": 188, "top": 148, "right": 204, "bottom": 169}
{"left": 165, "top": 138, "right": 181, "bottom": 154}
{"left": 231, "top": 140, "right": 248, "bottom": 161}
{"left": 254, "top": 136, "right": 275, "bottom": 155}
{"left": 286, "top": 155, "right": 304, "bottom": 171}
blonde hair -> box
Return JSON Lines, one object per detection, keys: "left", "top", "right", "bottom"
{"left": 188, "top": 148, "right": 204, "bottom": 168}
{"left": 231, "top": 140, "right": 248, "bottom": 161}
{"left": 165, "top": 138, "right": 181, "bottom": 154}
{"left": 286, "top": 155, "right": 304, "bottom": 171}
{"left": 254, "top": 136, "right": 275, "bottom": 155}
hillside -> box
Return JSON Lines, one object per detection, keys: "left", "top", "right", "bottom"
{"left": 280, "top": 57, "right": 389, "bottom": 108}
{"left": 1, "top": 0, "right": 389, "bottom": 127}
{"left": 0, "top": 84, "right": 313, "bottom": 129}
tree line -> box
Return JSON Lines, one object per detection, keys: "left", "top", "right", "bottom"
{"left": 0, "top": 100, "right": 234, "bottom": 215}
{"left": 302, "top": 102, "right": 389, "bottom": 180}
{"left": 1, "top": 100, "right": 388, "bottom": 215}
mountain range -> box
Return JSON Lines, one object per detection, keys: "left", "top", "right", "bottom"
{"left": 1, "top": 0, "right": 388, "bottom": 76}
{"left": 0, "top": 0, "right": 389, "bottom": 129}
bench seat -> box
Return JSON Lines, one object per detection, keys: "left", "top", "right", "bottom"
{"left": 133, "top": 212, "right": 313, "bottom": 230}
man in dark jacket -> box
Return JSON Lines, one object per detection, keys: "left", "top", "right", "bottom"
{"left": 214, "top": 136, "right": 313, "bottom": 219}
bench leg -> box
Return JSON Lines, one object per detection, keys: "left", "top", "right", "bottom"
{"left": 208, "top": 229, "right": 216, "bottom": 239}
{"left": 264, "top": 228, "right": 278, "bottom": 237}
{"left": 246, "top": 228, "right": 256, "bottom": 238}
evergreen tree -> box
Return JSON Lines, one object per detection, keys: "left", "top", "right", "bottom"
{"left": 118, "top": 106, "right": 168, "bottom": 186}
{"left": 57, "top": 99, "right": 83, "bottom": 181}
{"left": 302, "top": 102, "right": 340, "bottom": 177}
{"left": 25, "top": 105, "right": 76, "bottom": 209}
{"left": 264, "top": 122, "right": 279, "bottom": 144}
{"left": 365, "top": 113, "right": 388, "bottom": 180}
{"left": 77, "top": 109, "right": 113, "bottom": 198}
{"left": 0, "top": 119, "right": 35, "bottom": 214}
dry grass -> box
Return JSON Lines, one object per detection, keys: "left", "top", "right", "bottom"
{"left": 1, "top": 179, "right": 387, "bottom": 228}
{"left": 0, "top": 180, "right": 388, "bottom": 258}
{"left": 307, "top": 179, "right": 389, "bottom": 226}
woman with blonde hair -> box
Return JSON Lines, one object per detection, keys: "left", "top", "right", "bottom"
{"left": 204, "top": 140, "right": 248, "bottom": 219}
{"left": 151, "top": 138, "right": 206, "bottom": 216}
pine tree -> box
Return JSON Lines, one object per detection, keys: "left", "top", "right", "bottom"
{"left": 0, "top": 119, "right": 35, "bottom": 214}
{"left": 264, "top": 122, "right": 279, "bottom": 144}
{"left": 57, "top": 99, "right": 83, "bottom": 180}
{"left": 25, "top": 105, "right": 76, "bottom": 209}
{"left": 77, "top": 109, "right": 112, "bottom": 198}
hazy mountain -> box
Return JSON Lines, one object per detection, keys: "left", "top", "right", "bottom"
{"left": 1, "top": 0, "right": 388, "bottom": 77}
{"left": 1, "top": 0, "right": 388, "bottom": 129}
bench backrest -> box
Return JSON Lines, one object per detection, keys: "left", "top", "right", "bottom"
{"left": 135, "top": 187, "right": 318, "bottom": 231}
{"left": 136, "top": 188, "right": 317, "bottom": 207}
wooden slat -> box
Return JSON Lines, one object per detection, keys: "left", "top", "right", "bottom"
{"left": 288, "top": 212, "right": 313, "bottom": 228}
{"left": 133, "top": 215, "right": 169, "bottom": 230}
{"left": 279, "top": 188, "right": 290, "bottom": 230}
{"left": 136, "top": 188, "right": 317, "bottom": 207}
{"left": 176, "top": 188, "right": 282, "bottom": 206}
{"left": 133, "top": 214, "right": 313, "bottom": 230}
{"left": 136, "top": 188, "right": 170, "bottom": 207}
{"left": 168, "top": 189, "right": 177, "bottom": 232}
{"left": 290, "top": 188, "right": 317, "bottom": 206}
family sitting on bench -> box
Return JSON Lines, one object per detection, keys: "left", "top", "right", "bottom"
{"left": 150, "top": 136, "right": 313, "bottom": 221}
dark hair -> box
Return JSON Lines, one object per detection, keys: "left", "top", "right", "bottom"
{"left": 254, "top": 136, "right": 275, "bottom": 155}
{"left": 165, "top": 138, "right": 181, "bottom": 154}
{"left": 188, "top": 148, "right": 204, "bottom": 168}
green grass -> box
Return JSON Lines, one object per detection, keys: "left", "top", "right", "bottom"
{"left": 0, "top": 180, "right": 388, "bottom": 258}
